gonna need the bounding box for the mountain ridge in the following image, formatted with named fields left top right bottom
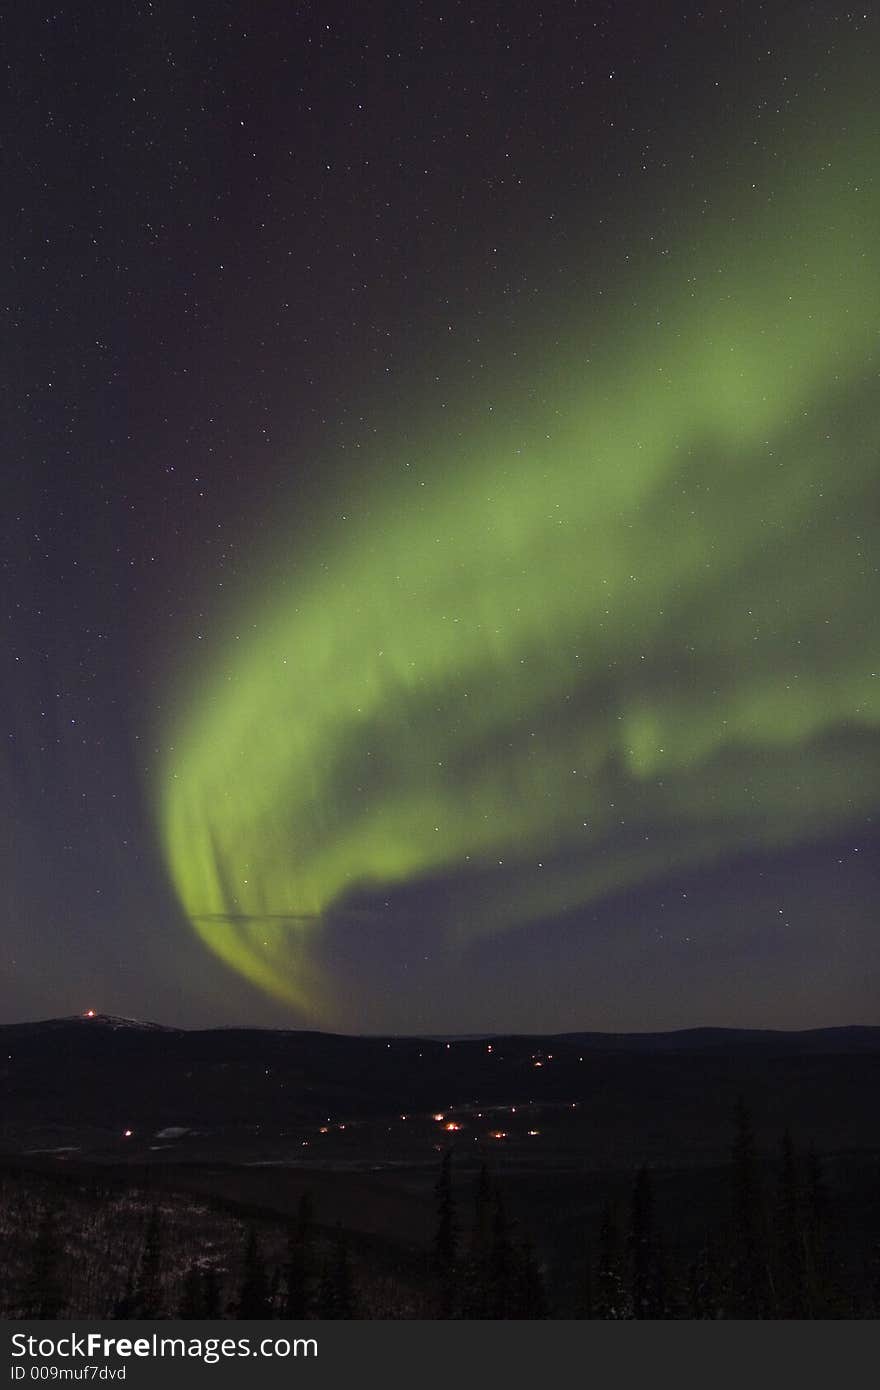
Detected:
left=2, top=1013, right=879, bottom=1052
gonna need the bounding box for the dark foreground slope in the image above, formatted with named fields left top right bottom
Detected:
left=1, top=1017, right=879, bottom=1317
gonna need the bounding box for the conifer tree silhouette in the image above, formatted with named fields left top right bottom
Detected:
left=316, top=1227, right=357, bottom=1319
left=130, top=1207, right=163, bottom=1319
left=236, top=1226, right=271, bottom=1318
left=434, top=1150, right=457, bottom=1317
left=515, top=1237, right=549, bottom=1318
left=629, top=1166, right=665, bottom=1318
left=594, top=1200, right=627, bottom=1318
left=22, top=1201, right=65, bottom=1319
left=776, top=1130, right=807, bottom=1317
left=285, top=1191, right=317, bottom=1318
left=202, top=1264, right=222, bottom=1319
left=460, top=1164, right=494, bottom=1317
left=488, top=1190, right=514, bottom=1317
left=178, top=1262, right=203, bottom=1319
left=728, top=1099, right=771, bottom=1317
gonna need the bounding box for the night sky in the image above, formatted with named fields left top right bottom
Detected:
left=4, top=2, right=878, bottom=1034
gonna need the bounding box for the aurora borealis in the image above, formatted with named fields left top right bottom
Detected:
left=5, top=3, right=879, bottom=1032
left=157, top=90, right=879, bottom=1022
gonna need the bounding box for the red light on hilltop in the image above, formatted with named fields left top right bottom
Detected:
left=83, top=1009, right=97, bottom=1019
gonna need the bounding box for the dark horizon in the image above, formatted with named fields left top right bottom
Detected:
left=4, top=1010, right=880, bottom=1045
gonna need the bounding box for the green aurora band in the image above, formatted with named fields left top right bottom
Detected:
left=157, top=91, right=879, bottom=1021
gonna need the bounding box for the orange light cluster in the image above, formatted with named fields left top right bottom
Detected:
left=444, top=1122, right=461, bottom=1132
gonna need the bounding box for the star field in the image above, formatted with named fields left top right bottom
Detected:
left=3, top=2, right=878, bottom=1032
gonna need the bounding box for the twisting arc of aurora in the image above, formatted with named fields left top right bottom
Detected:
left=156, top=84, right=879, bottom=1021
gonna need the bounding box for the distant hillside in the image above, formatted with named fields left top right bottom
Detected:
left=550, top=1025, right=880, bottom=1053
left=0, top=1014, right=878, bottom=1168
left=4, top=1012, right=879, bottom=1049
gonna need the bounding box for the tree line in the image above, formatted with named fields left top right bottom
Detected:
left=7, top=1099, right=880, bottom=1318
left=117, top=1193, right=358, bottom=1320
left=435, top=1098, right=879, bottom=1318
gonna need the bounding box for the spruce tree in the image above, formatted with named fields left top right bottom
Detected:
left=22, top=1201, right=65, bottom=1319
left=178, top=1262, right=203, bottom=1319
left=728, top=1098, right=769, bottom=1317
left=434, top=1150, right=457, bottom=1317
left=686, top=1238, right=721, bottom=1320
left=594, top=1200, right=626, bottom=1318
left=776, top=1130, right=806, bottom=1318
left=316, top=1227, right=356, bottom=1319
left=867, top=1241, right=880, bottom=1319
left=488, top=1191, right=514, bottom=1318
left=130, top=1207, right=163, bottom=1319
left=515, top=1237, right=549, bottom=1318
left=112, top=1262, right=136, bottom=1319
left=629, top=1166, right=665, bottom=1318
left=803, top=1148, right=835, bottom=1316
left=236, top=1226, right=270, bottom=1319
left=268, top=1265, right=282, bottom=1318
left=580, top=1240, right=594, bottom=1319
left=202, top=1265, right=222, bottom=1319
left=460, top=1165, right=494, bottom=1317
left=473, top=1165, right=493, bottom=1253
left=285, top=1192, right=317, bottom=1318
